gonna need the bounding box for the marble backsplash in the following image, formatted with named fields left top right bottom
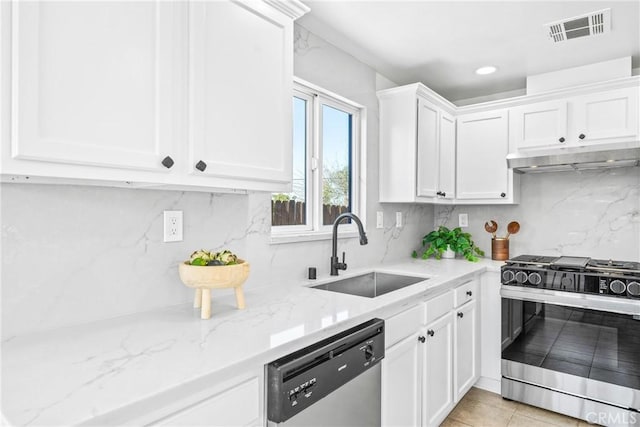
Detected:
left=1, top=184, right=432, bottom=337
left=434, top=167, right=640, bottom=262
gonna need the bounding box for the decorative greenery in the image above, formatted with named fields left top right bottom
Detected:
left=411, top=226, right=485, bottom=262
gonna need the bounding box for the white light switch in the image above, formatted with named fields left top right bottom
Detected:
left=459, top=213, right=469, bottom=228
left=164, top=210, right=183, bottom=242
left=395, top=212, right=403, bottom=228
left=376, top=211, right=384, bottom=229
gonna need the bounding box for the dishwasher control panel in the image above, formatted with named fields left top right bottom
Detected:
left=266, top=318, right=385, bottom=423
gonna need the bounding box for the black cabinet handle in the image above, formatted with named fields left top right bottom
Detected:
left=466, top=290, right=473, bottom=296
left=161, top=156, right=174, bottom=169
left=559, top=137, right=565, bottom=143
left=579, top=133, right=586, bottom=140
left=195, top=160, right=207, bottom=172
left=427, top=329, right=435, bottom=337
left=500, top=192, right=506, bottom=198
left=457, top=312, right=464, bottom=318
left=418, top=336, right=426, bottom=343
left=436, top=191, right=443, bottom=196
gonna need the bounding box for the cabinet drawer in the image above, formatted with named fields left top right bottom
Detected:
left=424, top=291, right=453, bottom=325
left=386, top=304, right=422, bottom=348
left=454, top=280, right=478, bottom=308
left=156, top=377, right=259, bottom=426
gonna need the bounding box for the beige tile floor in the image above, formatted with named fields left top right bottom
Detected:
left=441, top=387, right=593, bottom=427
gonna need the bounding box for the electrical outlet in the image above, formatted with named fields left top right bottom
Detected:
left=163, top=210, right=183, bottom=242
left=395, top=212, right=403, bottom=228
left=459, top=213, right=469, bottom=228
left=376, top=211, right=384, bottom=229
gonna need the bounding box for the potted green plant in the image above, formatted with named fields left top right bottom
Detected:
left=412, top=226, right=485, bottom=262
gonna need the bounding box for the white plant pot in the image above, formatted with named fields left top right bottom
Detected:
left=442, top=246, right=456, bottom=259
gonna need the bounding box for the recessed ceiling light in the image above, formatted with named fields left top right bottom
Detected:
left=475, top=66, right=497, bottom=75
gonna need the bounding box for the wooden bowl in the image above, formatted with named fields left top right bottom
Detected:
left=178, top=259, right=250, bottom=289
left=178, top=260, right=250, bottom=319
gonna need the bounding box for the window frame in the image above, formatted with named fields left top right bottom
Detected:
left=271, top=78, right=366, bottom=244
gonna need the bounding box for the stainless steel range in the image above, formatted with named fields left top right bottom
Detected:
left=501, top=255, right=640, bottom=427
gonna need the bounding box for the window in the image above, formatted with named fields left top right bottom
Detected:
left=271, top=79, right=365, bottom=241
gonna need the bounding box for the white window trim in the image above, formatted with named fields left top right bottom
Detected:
left=271, top=77, right=367, bottom=244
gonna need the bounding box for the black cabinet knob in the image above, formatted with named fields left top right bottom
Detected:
left=436, top=191, right=442, bottom=196
left=559, top=137, right=565, bottom=143
left=466, top=290, right=473, bottom=296
left=161, top=156, right=174, bottom=169
left=195, top=160, right=207, bottom=172
left=579, top=133, right=586, bottom=140
left=500, top=192, right=506, bottom=198
left=441, top=191, right=446, bottom=197
left=457, top=312, right=464, bottom=318
left=418, top=336, right=426, bottom=343
left=427, top=329, right=435, bottom=337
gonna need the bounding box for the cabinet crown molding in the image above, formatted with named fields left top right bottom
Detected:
left=263, top=0, right=310, bottom=19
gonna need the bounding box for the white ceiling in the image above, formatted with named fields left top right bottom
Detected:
left=298, top=1, right=640, bottom=103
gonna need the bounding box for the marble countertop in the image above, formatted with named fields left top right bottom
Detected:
left=2, top=258, right=503, bottom=426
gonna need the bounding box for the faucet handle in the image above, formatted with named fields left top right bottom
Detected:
left=339, top=252, right=347, bottom=270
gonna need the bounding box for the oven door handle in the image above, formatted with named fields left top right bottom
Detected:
left=500, top=286, right=640, bottom=316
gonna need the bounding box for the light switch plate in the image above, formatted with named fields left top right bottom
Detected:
left=395, top=212, right=403, bottom=228
left=376, top=211, right=384, bottom=229
left=164, top=210, right=183, bottom=242
left=459, top=213, right=469, bottom=228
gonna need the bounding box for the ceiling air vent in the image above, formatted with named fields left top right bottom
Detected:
left=544, top=8, right=611, bottom=43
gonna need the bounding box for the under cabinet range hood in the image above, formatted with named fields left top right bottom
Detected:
left=507, top=142, right=640, bottom=173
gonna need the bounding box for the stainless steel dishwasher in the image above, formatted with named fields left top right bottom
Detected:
left=266, top=318, right=385, bottom=427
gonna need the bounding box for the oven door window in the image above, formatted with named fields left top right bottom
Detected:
left=502, top=298, right=640, bottom=390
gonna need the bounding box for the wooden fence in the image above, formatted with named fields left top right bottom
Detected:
left=272, top=200, right=349, bottom=226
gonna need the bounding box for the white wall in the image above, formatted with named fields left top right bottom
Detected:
left=0, top=25, right=434, bottom=338
left=434, top=167, right=640, bottom=261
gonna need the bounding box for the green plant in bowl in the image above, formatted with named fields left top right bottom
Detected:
left=412, top=226, right=484, bottom=262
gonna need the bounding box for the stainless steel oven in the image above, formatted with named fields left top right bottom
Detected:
left=501, top=286, right=640, bottom=426
left=500, top=255, right=640, bottom=426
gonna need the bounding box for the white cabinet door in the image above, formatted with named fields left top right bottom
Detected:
left=416, top=98, right=439, bottom=198
left=572, top=87, right=639, bottom=145
left=454, top=300, right=479, bottom=401
left=11, top=1, right=179, bottom=171
left=382, top=333, right=422, bottom=427
left=456, top=110, right=511, bottom=201
left=189, top=1, right=292, bottom=186
left=510, top=100, right=568, bottom=150
left=438, top=112, right=456, bottom=200
left=423, top=312, right=454, bottom=427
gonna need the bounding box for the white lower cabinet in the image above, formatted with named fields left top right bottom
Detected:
left=382, top=279, right=479, bottom=427
left=453, top=299, right=478, bottom=401
left=382, top=333, right=422, bottom=427
left=423, top=312, right=454, bottom=426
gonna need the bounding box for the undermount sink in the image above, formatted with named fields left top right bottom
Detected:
left=311, top=272, right=428, bottom=298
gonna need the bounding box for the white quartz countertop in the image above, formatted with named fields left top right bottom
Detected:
left=2, top=258, right=503, bottom=426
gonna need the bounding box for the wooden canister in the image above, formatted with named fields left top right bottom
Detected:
left=491, top=238, right=509, bottom=261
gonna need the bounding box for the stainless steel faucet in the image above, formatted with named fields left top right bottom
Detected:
left=331, top=213, right=368, bottom=276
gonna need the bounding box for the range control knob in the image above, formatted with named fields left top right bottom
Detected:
left=528, top=272, right=542, bottom=285
left=502, top=270, right=515, bottom=283
left=627, top=281, right=640, bottom=297
left=610, top=280, right=626, bottom=295
left=364, top=345, right=374, bottom=360
left=561, top=276, right=574, bottom=289
left=515, top=271, right=528, bottom=284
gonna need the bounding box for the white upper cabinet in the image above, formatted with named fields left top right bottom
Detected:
left=510, top=100, right=568, bottom=150
left=378, top=85, right=456, bottom=204
left=10, top=1, right=179, bottom=172
left=510, top=85, right=639, bottom=152
left=457, top=109, right=516, bottom=203
left=571, top=87, right=639, bottom=145
left=188, top=1, right=292, bottom=187
left=416, top=98, right=439, bottom=198
left=2, top=0, right=307, bottom=192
